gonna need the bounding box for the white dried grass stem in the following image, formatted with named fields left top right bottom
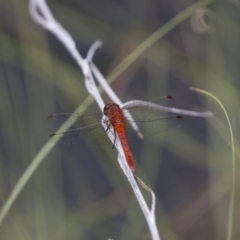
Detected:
left=90, top=63, right=144, bottom=138
left=101, top=119, right=159, bottom=239
left=29, top=0, right=107, bottom=109
left=87, top=40, right=103, bottom=61
left=123, top=100, right=213, bottom=117
left=29, top=1, right=160, bottom=239
left=30, top=1, right=83, bottom=63
left=117, top=153, right=159, bottom=240
left=134, top=176, right=156, bottom=214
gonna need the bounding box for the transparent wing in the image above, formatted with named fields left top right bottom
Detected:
left=47, top=111, right=113, bottom=145
left=47, top=111, right=103, bottom=128
left=122, top=96, right=183, bottom=141
left=47, top=96, right=182, bottom=145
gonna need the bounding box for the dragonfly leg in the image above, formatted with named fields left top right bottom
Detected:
left=105, top=123, right=115, bottom=148
left=105, top=123, right=111, bottom=133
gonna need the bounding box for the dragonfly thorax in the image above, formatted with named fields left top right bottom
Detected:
left=103, top=103, right=126, bottom=127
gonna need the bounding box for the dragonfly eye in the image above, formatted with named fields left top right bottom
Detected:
left=103, top=103, right=120, bottom=115
left=103, top=103, right=112, bottom=115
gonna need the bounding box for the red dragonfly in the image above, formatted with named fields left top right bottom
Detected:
left=48, top=96, right=182, bottom=171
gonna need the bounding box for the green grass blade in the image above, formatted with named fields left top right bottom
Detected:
left=190, top=87, right=235, bottom=240
left=107, top=0, right=215, bottom=84
left=0, top=96, right=93, bottom=227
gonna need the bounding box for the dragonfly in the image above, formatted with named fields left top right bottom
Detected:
left=48, top=96, right=182, bottom=171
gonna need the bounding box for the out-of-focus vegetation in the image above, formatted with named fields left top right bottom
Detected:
left=0, top=0, right=239, bottom=239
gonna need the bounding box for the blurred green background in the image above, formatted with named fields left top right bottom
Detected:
left=0, top=0, right=239, bottom=239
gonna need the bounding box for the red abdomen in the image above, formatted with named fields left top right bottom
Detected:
left=104, top=103, right=135, bottom=171
left=115, top=124, right=135, bottom=171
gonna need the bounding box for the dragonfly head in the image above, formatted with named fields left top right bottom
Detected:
left=103, top=103, right=120, bottom=116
